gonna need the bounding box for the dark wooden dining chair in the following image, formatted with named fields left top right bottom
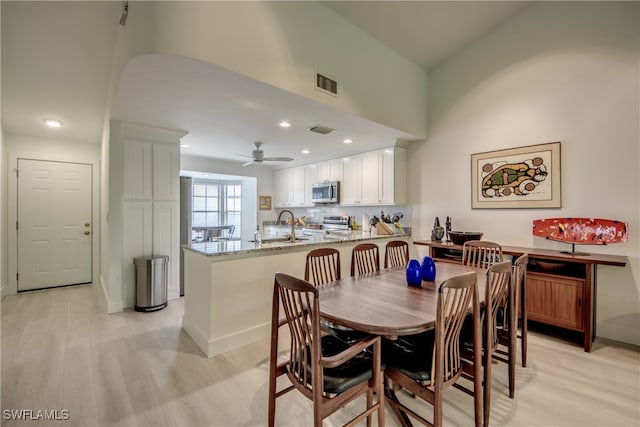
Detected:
left=461, top=260, right=513, bottom=426
left=462, top=240, right=503, bottom=269
left=384, top=240, right=409, bottom=269
left=384, top=271, right=482, bottom=427
left=501, top=254, right=528, bottom=368
left=351, top=243, right=380, bottom=276
left=305, top=248, right=370, bottom=344
left=304, top=248, right=341, bottom=286
left=267, top=272, right=385, bottom=427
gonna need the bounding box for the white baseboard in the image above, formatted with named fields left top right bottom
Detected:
left=0, top=283, right=7, bottom=300
left=101, top=274, right=123, bottom=313
left=182, top=315, right=271, bottom=358
left=168, top=289, right=180, bottom=301
left=182, top=316, right=211, bottom=356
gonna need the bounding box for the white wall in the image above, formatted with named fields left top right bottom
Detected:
left=409, top=1, right=640, bottom=345
left=100, top=2, right=156, bottom=311
left=0, top=126, right=6, bottom=298
left=5, top=135, right=102, bottom=295
left=153, top=1, right=428, bottom=139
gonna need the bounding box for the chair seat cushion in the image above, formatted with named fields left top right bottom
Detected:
left=382, top=331, right=435, bottom=382
left=300, top=335, right=374, bottom=394
left=321, top=319, right=372, bottom=345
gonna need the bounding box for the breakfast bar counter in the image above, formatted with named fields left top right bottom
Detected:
left=182, top=232, right=414, bottom=357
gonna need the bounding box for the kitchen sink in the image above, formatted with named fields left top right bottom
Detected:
left=249, top=237, right=309, bottom=243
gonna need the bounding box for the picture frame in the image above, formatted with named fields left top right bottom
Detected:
left=258, top=195, right=272, bottom=211
left=471, top=142, right=561, bottom=209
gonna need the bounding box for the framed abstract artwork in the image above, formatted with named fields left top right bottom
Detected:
left=259, top=195, right=272, bottom=210
left=471, top=142, right=561, bottom=209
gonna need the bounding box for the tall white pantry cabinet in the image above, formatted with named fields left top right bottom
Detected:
left=111, top=121, right=187, bottom=309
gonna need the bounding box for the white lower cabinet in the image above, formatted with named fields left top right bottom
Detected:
left=123, top=201, right=153, bottom=305
left=153, top=201, right=180, bottom=299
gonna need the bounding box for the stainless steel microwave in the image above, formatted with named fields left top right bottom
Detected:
left=312, top=181, right=339, bottom=204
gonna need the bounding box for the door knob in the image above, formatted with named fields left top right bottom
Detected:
left=84, top=231, right=91, bottom=235
left=84, top=223, right=91, bottom=227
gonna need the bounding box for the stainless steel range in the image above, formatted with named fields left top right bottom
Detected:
left=322, top=216, right=351, bottom=231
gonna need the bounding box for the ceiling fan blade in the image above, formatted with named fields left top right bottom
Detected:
left=242, top=160, right=255, bottom=166
left=234, top=153, right=253, bottom=158
left=263, top=157, right=294, bottom=162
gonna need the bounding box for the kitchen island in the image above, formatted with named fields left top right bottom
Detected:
left=182, top=231, right=413, bottom=357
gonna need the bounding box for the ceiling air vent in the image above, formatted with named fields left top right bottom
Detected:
left=308, top=125, right=335, bottom=135
left=315, top=73, right=338, bottom=96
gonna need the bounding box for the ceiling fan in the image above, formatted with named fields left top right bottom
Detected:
left=237, top=142, right=294, bottom=166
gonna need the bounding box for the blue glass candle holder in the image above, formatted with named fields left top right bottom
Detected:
left=406, top=259, right=423, bottom=287
left=421, top=256, right=436, bottom=282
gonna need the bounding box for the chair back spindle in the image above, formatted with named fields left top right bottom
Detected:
left=351, top=243, right=380, bottom=276
left=462, top=240, right=503, bottom=269
left=384, top=240, right=410, bottom=269
left=304, top=248, right=341, bottom=287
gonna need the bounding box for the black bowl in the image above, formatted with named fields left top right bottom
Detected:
left=449, top=231, right=483, bottom=245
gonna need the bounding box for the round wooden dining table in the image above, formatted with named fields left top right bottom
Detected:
left=318, top=262, right=487, bottom=338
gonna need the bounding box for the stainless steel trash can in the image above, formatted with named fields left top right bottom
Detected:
left=134, top=255, right=169, bottom=312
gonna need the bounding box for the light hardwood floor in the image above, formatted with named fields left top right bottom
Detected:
left=1, top=283, right=639, bottom=426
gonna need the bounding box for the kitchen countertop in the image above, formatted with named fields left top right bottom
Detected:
left=184, top=229, right=410, bottom=258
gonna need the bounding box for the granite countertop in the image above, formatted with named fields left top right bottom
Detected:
left=184, top=229, right=411, bottom=257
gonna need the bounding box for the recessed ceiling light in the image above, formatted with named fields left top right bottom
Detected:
left=44, top=119, right=63, bottom=128
left=180, top=144, right=191, bottom=148
left=343, top=138, right=353, bottom=144
left=279, top=121, right=291, bottom=128
left=301, top=149, right=310, bottom=154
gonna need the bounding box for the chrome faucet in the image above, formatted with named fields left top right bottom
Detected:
left=276, top=209, right=296, bottom=243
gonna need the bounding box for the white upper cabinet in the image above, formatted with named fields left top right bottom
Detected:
left=290, top=166, right=306, bottom=207
left=274, top=169, right=291, bottom=207
left=304, top=164, right=318, bottom=206
left=123, top=140, right=152, bottom=200
left=341, top=150, right=382, bottom=205
left=339, top=147, right=406, bottom=205
left=274, top=165, right=319, bottom=208
left=273, top=146, right=406, bottom=208
left=317, top=158, right=343, bottom=183
left=123, top=141, right=179, bottom=201
left=152, top=143, right=180, bottom=201
left=380, top=146, right=407, bottom=205
left=359, top=150, right=380, bottom=204
left=340, top=155, right=361, bottom=205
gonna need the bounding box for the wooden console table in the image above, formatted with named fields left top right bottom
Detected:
left=414, top=240, right=627, bottom=352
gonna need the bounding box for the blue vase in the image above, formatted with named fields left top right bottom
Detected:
left=406, top=259, right=423, bottom=287
left=421, top=256, right=436, bottom=282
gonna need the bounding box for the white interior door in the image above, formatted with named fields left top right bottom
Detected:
left=17, top=159, right=93, bottom=291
